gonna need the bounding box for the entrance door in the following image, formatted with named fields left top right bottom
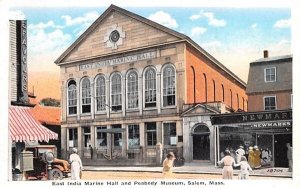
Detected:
left=274, top=134, right=292, bottom=167
left=193, top=134, right=210, bottom=160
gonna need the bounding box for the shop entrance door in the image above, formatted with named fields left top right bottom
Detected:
left=193, top=134, right=210, bottom=160
left=274, top=134, right=292, bottom=167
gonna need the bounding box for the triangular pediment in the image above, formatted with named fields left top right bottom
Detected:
left=55, top=5, right=185, bottom=64
left=181, top=104, right=219, bottom=116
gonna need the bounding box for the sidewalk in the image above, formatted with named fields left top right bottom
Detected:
left=83, top=162, right=292, bottom=178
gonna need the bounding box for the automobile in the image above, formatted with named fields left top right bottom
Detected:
left=25, top=145, right=70, bottom=180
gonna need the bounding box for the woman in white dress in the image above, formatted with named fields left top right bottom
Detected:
left=69, top=148, right=83, bottom=180
left=218, top=150, right=237, bottom=179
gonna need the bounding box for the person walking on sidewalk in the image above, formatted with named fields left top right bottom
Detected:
left=235, top=145, right=245, bottom=163
left=69, top=148, right=83, bottom=180
left=218, top=150, right=237, bottom=179
left=236, top=156, right=253, bottom=179
left=162, top=152, right=176, bottom=178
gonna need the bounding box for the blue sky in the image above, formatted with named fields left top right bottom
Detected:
left=9, top=5, right=291, bottom=82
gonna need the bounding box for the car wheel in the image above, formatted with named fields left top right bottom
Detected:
left=49, top=169, right=63, bottom=180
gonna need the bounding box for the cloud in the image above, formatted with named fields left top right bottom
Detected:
left=268, top=39, right=291, bottom=55
left=189, top=11, right=226, bottom=27
left=28, top=20, right=64, bottom=30
left=273, top=18, right=291, bottom=28
left=148, top=11, right=178, bottom=29
left=61, top=11, right=99, bottom=26
left=251, top=23, right=257, bottom=29
left=191, top=27, right=207, bottom=37
left=9, top=10, right=26, bottom=20
left=28, top=28, right=72, bottom=56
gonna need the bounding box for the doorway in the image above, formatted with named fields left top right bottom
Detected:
left=193, top=134, right=210, bottom=160
left=192, top=124, right=210, bottom=160
left=274, top=134, right=292, bottom=167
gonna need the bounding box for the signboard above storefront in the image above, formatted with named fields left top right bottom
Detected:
left=210, top=110, right=292, bottom=125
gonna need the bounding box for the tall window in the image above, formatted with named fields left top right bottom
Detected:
left=145, top=68, right=156, bottom=107
left=236, top=94, right=239, bottom=109
left=203, top=73, right=207, bottom=103
left=83, top=127, right=91, bottom=148
left=264, top=96, right=276, bottom=110
left=68, top=80, right=77, bottom=115
left=112, top=125, right=122, bottom=147
left=111, top=73, right=122, bottom=111
left=127, top=71, right=138, bottom=108
left=221, top=84, right=225, bottom=102
left=163, top=65, right=176, bottom=106
left=163, top=122, right=176, bottom=146
left=96, top=126, right=107, bottom=147
left=82, top=77, right=91, bottom=113
left=242, top=97, right=245, bottom=111
left=68, top=128, right=78, bottom=149
left=146, top=122, right=157, bottom=146
left=230, top=89, right=232, bottom=108
left=264, top=67, right=276, bottom=82
left=213, top=80, right=216, bottom=102
left=128, top=124, right=140, bottom=148
left=96, top=76, right=106, bottom=111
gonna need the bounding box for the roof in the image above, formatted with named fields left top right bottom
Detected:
left=30, top=104, right=61, bottom=126
left=251, top=54, right=292, bottom=64
left=54, top=4, right=246, bottom=87
left=9, top=106, right=58, bottom=142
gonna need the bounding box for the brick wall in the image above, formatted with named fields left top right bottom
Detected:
left=185, top=45, right=248, bottom=111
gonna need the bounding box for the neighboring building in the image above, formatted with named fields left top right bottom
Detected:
left=246, top=51, right=292, bottom=111
left=30, top=104, right=62, bottom=158
left=55, top=5, right=247, bottom=165
left=211, top=51, right=292, bottom=168
left=8, top=20, right=58, bottom=180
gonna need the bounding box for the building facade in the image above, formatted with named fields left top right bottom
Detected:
left=211, top=52, right=292, bottom=168
left=55, top=5, right=247, bottom=165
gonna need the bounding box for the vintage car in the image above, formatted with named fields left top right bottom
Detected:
left=25, top=145, right=70, bottom=180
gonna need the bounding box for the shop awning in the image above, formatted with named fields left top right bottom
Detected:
left=9, top=106, right=58, bottom=142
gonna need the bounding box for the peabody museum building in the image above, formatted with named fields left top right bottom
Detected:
left=55, top=5, right=247, bottom=166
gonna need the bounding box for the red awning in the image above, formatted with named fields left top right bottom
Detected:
left=9, top=106, right=58, bottom=142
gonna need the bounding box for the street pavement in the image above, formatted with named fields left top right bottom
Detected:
left=83, top=162, right=292, bottom=178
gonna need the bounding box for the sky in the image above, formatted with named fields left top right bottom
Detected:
left=8, top=3, right=291, bottom=84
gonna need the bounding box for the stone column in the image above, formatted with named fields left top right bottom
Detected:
left=156, top=142, right=163, bottom=166
left=156, top=71, right=161, bottom=114
left=138, top=74, right=143, bottom=115
left=156, top=121, right=162, bottom=144
left=61, top=127, right=67, bottom=159
left=139, top=122, right=145, bottom=163
left=61, top=82, right=67, bottom=121
left=76, top=78, right=80, bottom=121
left=122, top=72, right=126, bottom=117
left=90, top=125, right=95, bottom=160
left=122, top=124, right=127, bottom=157
left=77, top=127, right=83, bottom=158
left=106, top=79, right=110, bottom=118
left=90, top=79, right=95, bottom=119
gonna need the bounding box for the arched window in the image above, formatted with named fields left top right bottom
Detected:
left=203, top=73, right=207, bottom=103
left=144, top=68, right=156, bottom=108
left=95, top=75, right=106, bottom=111
left=163, top=65, right=176, bottom=106
left=82, top=77, right=91, bottom=113
left=127, top=70, right=138, bottom=108
left=191, top=66, right=196, bottom=103
left=213, top=80, right=216, bottom=102
left=242, top=97, right=245, bottom=111
left=236, top=94, right=239, bottom=109
left=111, top=73, right=122, bottom=111
left=68, top=80, right=77, bottom=115
left=221, top=84, right=225, bottom=102
left=230, top=89, right=233, bottom=108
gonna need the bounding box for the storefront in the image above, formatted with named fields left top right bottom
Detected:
left=211, top=109, right=292, bottom=167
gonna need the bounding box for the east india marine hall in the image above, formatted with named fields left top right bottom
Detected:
left=55, top=5, right=247, bottom=166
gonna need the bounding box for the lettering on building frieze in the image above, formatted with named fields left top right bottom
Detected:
left=79, top=51, right=156, bottom=71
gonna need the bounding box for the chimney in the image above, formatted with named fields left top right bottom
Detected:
left=263, top=50, right=269, bottom=58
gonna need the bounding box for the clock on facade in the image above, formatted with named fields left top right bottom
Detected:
left=104, top=24, right=125, bottom=50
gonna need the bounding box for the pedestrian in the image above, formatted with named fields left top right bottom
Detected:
left=69, top=148, right=83, bottom=180
left=218, top=150, right=237, bottom=179
left=235, top=145, right=245, bottom=163
left=162, top=152, right=176, bottom=178
left=248, top=146, right=255, bottom=168
left=236, top=156, right=253, bottom=179
left=253, top=146, right=261, bottom=169
left=286, top=143, right=292, bottom=172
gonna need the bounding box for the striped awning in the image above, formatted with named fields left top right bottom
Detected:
left=9, top=106, right=58, bottom=142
